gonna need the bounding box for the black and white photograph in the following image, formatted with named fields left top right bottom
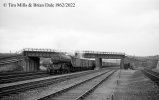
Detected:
left=0, top=0, right=159, bottom=100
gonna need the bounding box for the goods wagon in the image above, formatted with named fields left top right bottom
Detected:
left=70, top=57, right=95, bottom=72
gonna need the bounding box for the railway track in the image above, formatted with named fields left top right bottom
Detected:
left=0, top=58, right=23, bottom=65
left=0, top=56, right=50, bottom=84
left=142, top=68, right=159, bottom=85
left=0, top=55, right=23, bottom=66
left=0, top=54, right=22, bottom=61
left=0, top=69, right=107, bottom=98
left=38, top=70, right=115, bottom=100
left=0, top=71, right=49, bottom=84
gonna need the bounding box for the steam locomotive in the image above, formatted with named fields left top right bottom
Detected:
left=47, top=53, right=95, bottom=74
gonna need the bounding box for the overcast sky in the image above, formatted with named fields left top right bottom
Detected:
left=0, top=0, right=159, bottom=56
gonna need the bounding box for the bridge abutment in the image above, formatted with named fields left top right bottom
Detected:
left=95, top=58, right=102, bottom=69
left=24, top=57, right=40, bottom=72
left=120, top=58, right=124, bottom=69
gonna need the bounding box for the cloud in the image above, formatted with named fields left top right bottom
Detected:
left=0, top=0, right=159, bottom=56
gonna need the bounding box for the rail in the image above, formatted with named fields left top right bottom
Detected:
left=0, top=59, right=23, bottom=65
left=0, top=71, right=48, bottom=84
left=0, top=69, right=106, bottom=97
left=38, top=70, right=114, bottom=100
left=142, top=68, right=159, bottom=85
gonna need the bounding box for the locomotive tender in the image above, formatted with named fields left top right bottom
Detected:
left=47, top=53, right=95, bottom=74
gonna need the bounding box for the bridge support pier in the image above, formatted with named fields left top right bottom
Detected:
left=24, top=57, right=40, bottom=72
left=120, top=58, right=124, bottom=69
left=95, top=58, right=102, bottom=69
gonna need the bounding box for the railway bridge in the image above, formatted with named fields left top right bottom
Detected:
left=80, top=51, right=125, bottom=69
left=22, top=48, right=64, bottom=72
left=0, top=48, right=125, bottom=72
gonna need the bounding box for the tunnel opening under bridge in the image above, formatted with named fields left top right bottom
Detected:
left=23, top=57, right=54, bottom=72
left=95, top=58, right=124, bottom=69
left=23, top=57, right=40, bottom=72
left=102, top=59, right=121, bottom=68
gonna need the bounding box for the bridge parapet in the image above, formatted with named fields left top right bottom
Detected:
left=22, top=48, right=63, bottom=52
left=77, top=50, right=125, bottom=59
left=76, top=50, right=125, bottom=56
